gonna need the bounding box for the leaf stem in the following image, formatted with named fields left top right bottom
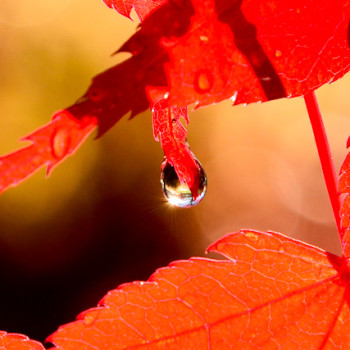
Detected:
left=304, top=91, right=341, bottom=234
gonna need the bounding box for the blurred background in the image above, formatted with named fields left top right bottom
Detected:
left=0, top=0, right=349, bottom=343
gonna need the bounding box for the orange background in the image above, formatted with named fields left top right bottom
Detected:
left=0, top=0, right=349, bottom=342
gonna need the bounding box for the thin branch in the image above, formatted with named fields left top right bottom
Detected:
left=304, top=91, right=341, bottom=235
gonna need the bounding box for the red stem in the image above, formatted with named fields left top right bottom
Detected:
left=304, top=91, right=341, bottom=234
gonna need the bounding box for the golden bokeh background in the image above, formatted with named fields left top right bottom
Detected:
left=0, top=0, right=349, bottom=342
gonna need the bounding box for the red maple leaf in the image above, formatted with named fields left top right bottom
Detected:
left=0, top=112, right=96, bottom=193
left=0, top=0, right=348, bottom=198
left=46, top=230, right=350, bottom=348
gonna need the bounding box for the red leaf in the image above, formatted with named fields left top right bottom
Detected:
left=0, top=332, right=44, bottom=350
left=152, top=99, right=202, bottom=198
left=129, top=0, right=350, bottom=107
left=100, top=0, right=350, bottom=187
left=2, top=0, right=349, bottom=194
left=103, top=0, right=350, bottom=106
left=0, top=112, right=96, bottom=194
left=47, top=229, right=350, bottom=349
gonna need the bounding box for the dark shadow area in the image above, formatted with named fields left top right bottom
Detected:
left=215, top=0, right=286, bottom=100
left=0, top=165, right=201, bottom=342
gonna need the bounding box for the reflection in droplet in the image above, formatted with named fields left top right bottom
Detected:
left=194, top=70, right=213, bottom=93
left=160, top=159, right=207, bottom=208
left=51, top=129, right=70, bottom=159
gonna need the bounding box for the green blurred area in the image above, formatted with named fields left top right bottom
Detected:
left=0, top=0, right=349, bottom=342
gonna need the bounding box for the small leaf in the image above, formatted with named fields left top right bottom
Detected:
left=0, top=112, right=96, bottom=194
left=152, top=99, right=201, bottom=198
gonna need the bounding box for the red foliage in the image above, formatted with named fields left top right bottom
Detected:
left=47, top=229, right=350, bottom=349
left=0, top=0, right=349, bottom=194
left=0, top=1, right=349, bottom=347
left=106, top=0, right=350, bottom=107
left=0, top=112, right=96, bottom=194
left=0, top=332, right=44, bottom=350
left=3, top=222, right=350, bottom=348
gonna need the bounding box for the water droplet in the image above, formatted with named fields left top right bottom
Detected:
left=160, top=159, right=207, bottom=208
left=200, top=35, right=208, bottom=41
left=274, top=50, right=282, bottom=58
left=88, top=88, right=104, bottom=102
left=51, top=129, right=70, bottom=159
left=194, top=70, right=213, bottom=93
left=83, top=313, right=97, bottom=327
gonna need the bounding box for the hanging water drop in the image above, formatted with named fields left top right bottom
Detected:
left=160, top=159, right=207, bottom=208
left=83, top=315, right=96, bottom=327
